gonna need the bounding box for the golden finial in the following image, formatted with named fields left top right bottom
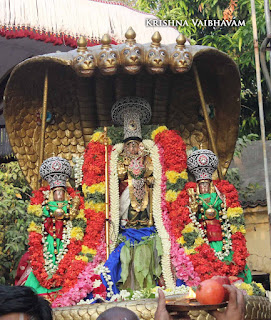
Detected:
left=151, top=31, right=162, bottom=47
left=101, top=34, right=111, bottom=48
left=77, top=36, right=87, bottom=52
left=125, top=27, right=136, bottom=44
left=176, top=34, right=186, bottom=48
left=199, top=143, right=203, bottom=150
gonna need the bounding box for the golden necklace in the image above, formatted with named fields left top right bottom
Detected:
left=199, top=194, right=219, bottom=219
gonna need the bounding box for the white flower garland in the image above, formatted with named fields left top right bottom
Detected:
left=109, top=143, right=123, bottom=251
left=109, top=285, right=189, bottom=302
left=108, top=140, right=175, bottom=289
left=42, top=220, right=72, bottom=276
left=144, top=140, right=175, bottom=290
left=188, top=195, right=232, bottom=261
left=94, top=264, right=114, bottom=298
left=73, top=156, right=84, bottom=188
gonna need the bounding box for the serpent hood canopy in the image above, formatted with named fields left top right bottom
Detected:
left=4, top=30, right=241, bottom=189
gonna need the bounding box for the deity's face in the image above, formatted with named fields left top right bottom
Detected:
left=198, top=180, right=211, bottom=194
left=125, top=140, right=140, bottom=155
left=53, top=188, right=65, bottom=201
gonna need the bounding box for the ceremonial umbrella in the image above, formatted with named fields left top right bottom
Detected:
left=0, top=0, right=179, bottom=160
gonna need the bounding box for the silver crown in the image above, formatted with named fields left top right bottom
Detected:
left=111, top=96, right=152, bottom=141
left=39, top=157, right=72, bottom=189
left=187, top=149, right=218, bottom=181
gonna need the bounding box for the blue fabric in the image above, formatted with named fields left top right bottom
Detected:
left=85, top=292, right=93, bottom=301
left=176, top=278, right=185, bottom=286
left=86, top=226, right=186, bottom=301
left=100, top=227, right=157, bottom=296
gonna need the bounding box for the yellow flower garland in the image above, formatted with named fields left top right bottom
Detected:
left=166, top=170, right=188, bottom=184
left=230, top=225, right=246, bottom=235
left=85, top=201, right=105, bottom=213
left=75, top=255, right=88, bottom=263
left=182, top=223, right=197, bottom=234
left=227, top=207, right=243, bottom=218
left=165, top=190, right=179, bottom=202
left=81, top=245, right=97, bottom=255
left=151, top=126, right=168, bottom=140
left=83, top=182, right=105, bottom=195
left=75, top=209, right=87, bottom=222
left=91, top=131, right=112, bottom=145
left=70, top=227, right=84, bottom=240
left=27, top=221, right=42, bottom=234
left=27, top=204, right=43, bottom=217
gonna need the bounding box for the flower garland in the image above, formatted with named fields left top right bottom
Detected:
left=55, top=126, right=197, bottom=306
left=27, top=186, right=89, bottom=292
left=52, top=125, right=249, bottom=305
left=173, top=180, right=249, bottom=281
left=234, top=281, right=266, bottom=297
left=151, top=128, right=200, bottom=286
left=109, top=285, right=189, bottom=302
left=109, top=143, right=123, bottom=251
left=52, top=245, right=106, bottom=307
left=52, top=131, right=112, bottom=307
left=144, top=139, right=175, bottom=289
left=72, top=156, right=84, bottom=189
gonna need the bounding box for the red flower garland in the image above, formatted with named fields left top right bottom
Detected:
left=81, top=139, right=112, bottom=251
left=170, top=180, right=249, bottom=280
left=84, top=209, right=106, bottom=250
left=82, top=142, right=112, bottom=186
left=29, top=234, right=86, bottom=289
left=154, top=130, right=187, bottom=172
left=28, top=186, right=87, bottom=291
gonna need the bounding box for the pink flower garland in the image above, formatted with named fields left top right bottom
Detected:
left=53, top=130, right=199, bottom=307
left=156, top=142, right=200, bottom=286
left=52, top=241, right=106, bottom=307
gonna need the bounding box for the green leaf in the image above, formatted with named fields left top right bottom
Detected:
left=239, top=37, right=243, bottom=52
left=155, top=235, right=163, bottom=257
left=120, top=244, right=131, bottom=284
left=134, top=244, right=151, bottom=289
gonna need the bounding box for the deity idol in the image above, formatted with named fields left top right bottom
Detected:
left=99, top=97, right=163, bottom=291
left=185, top=149, right=252, bottom=282
left=113, top=97, right=154, bottom=229
left=15, top=157, right=82, bottom=300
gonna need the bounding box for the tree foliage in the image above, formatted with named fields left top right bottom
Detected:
left=0, top=162, right=33, bottom=285
left=127, top=0, right=269, bottom=137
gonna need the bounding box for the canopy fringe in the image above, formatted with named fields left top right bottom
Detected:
left=0, top=0, right=179, bottom=46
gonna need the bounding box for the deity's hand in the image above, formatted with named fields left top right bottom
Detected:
left=209, top=285, right=245, bottom=320
left=69, top=196, right=80, bottom=220
left=146, top=176, right=154, bottom=187
left=154, top=289, right=172, bottom=320
left=187, top=188, right=198, bottom=213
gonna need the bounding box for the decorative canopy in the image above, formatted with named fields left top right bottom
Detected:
left=0, top=0, right=179, bottom=46
left=4, top=30, right=241, bottom=189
